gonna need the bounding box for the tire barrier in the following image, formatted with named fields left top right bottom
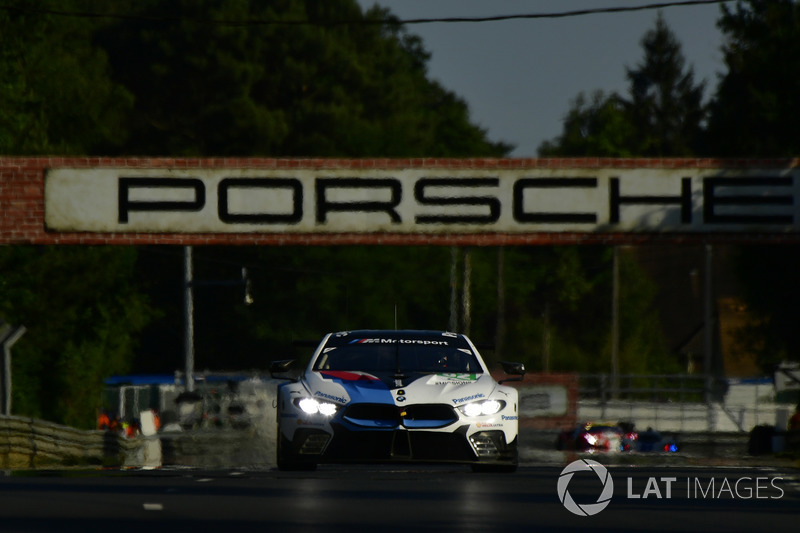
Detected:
left=0, top=415, right=141, bottom=469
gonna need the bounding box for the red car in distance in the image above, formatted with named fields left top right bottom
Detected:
left=555, top=421, right=636, bottom=453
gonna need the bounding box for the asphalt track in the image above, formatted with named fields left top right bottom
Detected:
left=1, top=461, right=799, bottom=533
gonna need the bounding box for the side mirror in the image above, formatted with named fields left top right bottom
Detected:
left=498, top=361, right=525, bottom=384
left=270, top=359, right=297, bottom=381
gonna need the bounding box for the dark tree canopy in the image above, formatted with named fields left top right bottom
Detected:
left=706, top=0, right=800, bottom=157
left=706, top=0, right=800, bottom=371
left=624, top=13, right=707, bottom=156
left=539, top=13, right=706, bottom=157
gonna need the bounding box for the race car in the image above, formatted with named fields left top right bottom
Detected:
left=270, top=330, right=525, bottom=472
left=555, top=421, right=635, bottom=453
left=631, top=427, right=680, bottom=453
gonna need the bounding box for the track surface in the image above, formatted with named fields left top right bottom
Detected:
left=1, top=462, right=799, bottom=532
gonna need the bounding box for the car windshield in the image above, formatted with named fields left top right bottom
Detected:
left=313, top=343, right=482, bottom=374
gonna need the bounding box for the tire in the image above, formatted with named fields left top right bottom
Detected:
left=747, top=424, right=775, bottom=456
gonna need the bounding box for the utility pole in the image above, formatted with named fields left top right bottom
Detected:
left=462, top=247, right=472, bottom=336
left=183, top=246, right=195, bottom=393
left=542, top=302, right=551, bottom=373
left=611, top=246, right=620, bottom=399
left=495, top=247, right=506, bottom=361
left=182, top=246, right=252, bottom=393
left=1, top=324, right=26, bottom=416
left=449, top=246, right=459, bottom=332
left=704, top=244, right=715, bottom=431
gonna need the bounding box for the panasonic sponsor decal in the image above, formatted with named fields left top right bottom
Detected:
left=452, top=393, right=485, bottom=405
left=314, top=391, right=348, bottom=405
left=44, top=168, right=800, bottom=234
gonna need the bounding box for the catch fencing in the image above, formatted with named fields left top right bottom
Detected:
left=577, top=374, right=792, bottom=432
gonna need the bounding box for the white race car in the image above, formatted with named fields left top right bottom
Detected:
left=270, top=330, right=525, bottom=472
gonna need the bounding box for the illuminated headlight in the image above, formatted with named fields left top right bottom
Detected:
left=457, top=399, right=505, bottom=417
left=295, top=398, right=339, bottom=416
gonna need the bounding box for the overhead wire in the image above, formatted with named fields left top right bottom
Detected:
left=0, top=0, right=735, bottom=27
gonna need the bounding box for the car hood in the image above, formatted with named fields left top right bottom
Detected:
left=302, top=370, right=499, bottom=407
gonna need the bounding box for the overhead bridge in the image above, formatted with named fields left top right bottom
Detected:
left=2, top=156, right=800, bottom=245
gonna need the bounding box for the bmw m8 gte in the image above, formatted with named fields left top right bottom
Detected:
left=270, top=330, right=525, bottom=472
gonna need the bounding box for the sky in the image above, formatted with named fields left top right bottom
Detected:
left=355, top=0, right=730, bottom=157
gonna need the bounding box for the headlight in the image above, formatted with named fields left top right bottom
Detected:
left=295, top=397, right=339, bottom=416
left=457, top=399, right=505, bottom=417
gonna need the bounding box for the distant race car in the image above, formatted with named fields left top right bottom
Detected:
left=270, top=330, right=525, bottom=472
left=632, top=427, right=680, bottom=453
left=556, top=421, right=635, bottom=453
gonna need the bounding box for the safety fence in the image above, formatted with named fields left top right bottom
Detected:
left=578, top=374, right=793, bottom=432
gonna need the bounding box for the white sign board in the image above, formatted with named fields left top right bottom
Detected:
left=44, top=167, right=800, bottom=234
left=519, top=386, right=569, bottom=417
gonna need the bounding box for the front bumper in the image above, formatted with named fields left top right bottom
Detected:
left=281, top=424, right=517, bottom=465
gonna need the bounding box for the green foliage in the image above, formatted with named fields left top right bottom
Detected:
left=732, top=245, right=800, bottom=372
left=0, top=0, right=133, bottom=155
left=539, top=13, right=706, bottom=157
left=0, top=247, right=153, bottom=428
left=704, top=1, right=800, bottom=371
left=91, top=0, right=509, bottom=157
left=707, top=0, right=800, bottom=157
left=536, top=15, right=688, bottom=375
left=133, top=245, right=653, bottom=377
left=132, top=246, right=456, bottom=372
left=624, top=13, right=707, bottom=156
left=538, top=91, right=635, bottom=157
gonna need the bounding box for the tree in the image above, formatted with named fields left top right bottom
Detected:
left=93, top=0, right=510, bottom=157
left=706, top=0, right=800, bottom=157
left=538, top=91, right=635, bottom=157
left=0, top=0, right=133, bottom=155
left=0, top=247, right=153, bottom=428
left=704, top=0, right=800, bottom=371
left=537, top=14, right=705, bottom=375
left=624, top=13, right=707, bottom=156
left=539, top=13, right=706, bottom=157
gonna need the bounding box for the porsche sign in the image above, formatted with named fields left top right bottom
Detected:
left=44, top=167, right=799, bottom=234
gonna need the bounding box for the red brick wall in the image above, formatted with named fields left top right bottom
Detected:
left=3, top=156, right=800, bottom=245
